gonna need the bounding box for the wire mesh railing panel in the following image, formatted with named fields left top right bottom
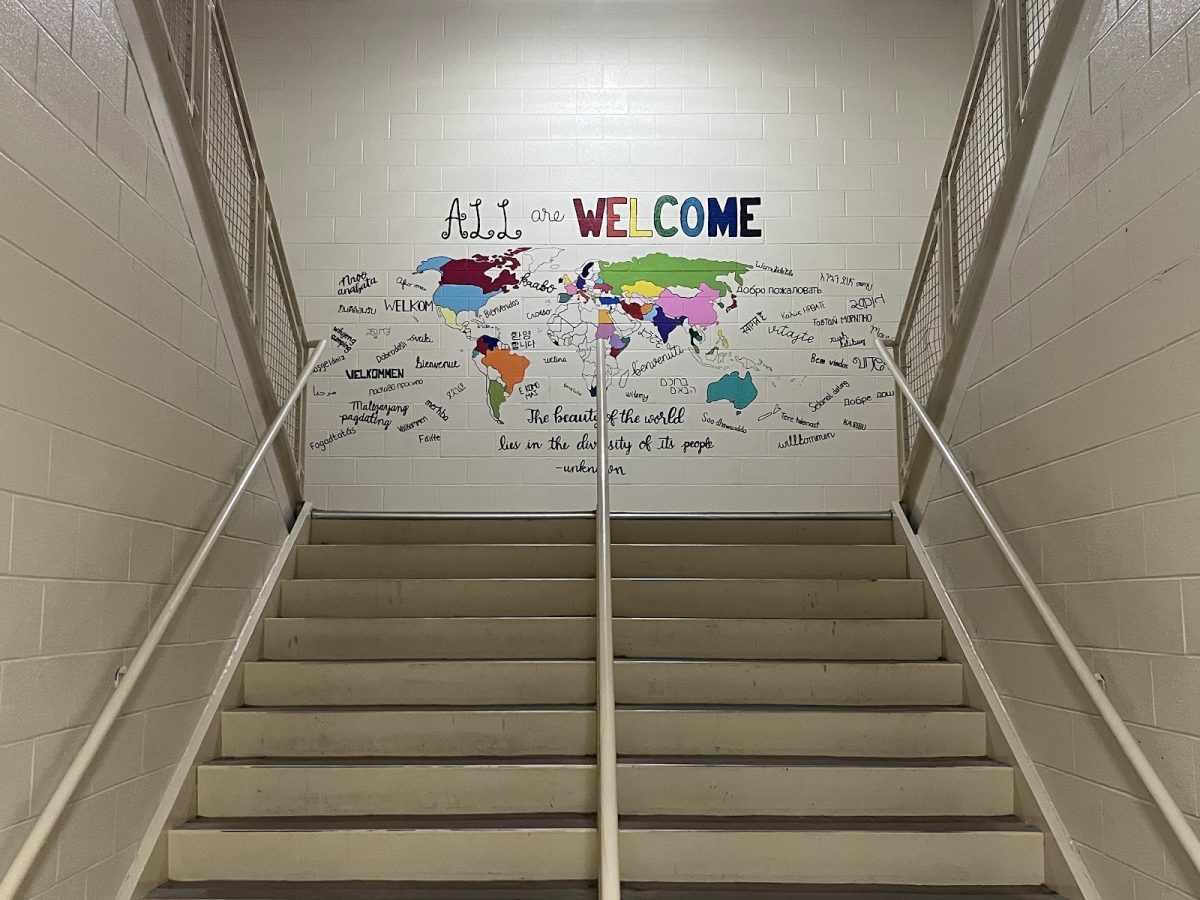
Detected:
left=159, top=0, right=194, bottom=90
left=1021, top=0, right=1057, bottom=82
left=901, top=228, right=945, bottom=458
left=148, top=0, right=311, bottom=482
left=262, top=237, right=304, bottom=464
left=950, top=18, right=1008, bottom=298
left=205, top=19, right=257, bottom=299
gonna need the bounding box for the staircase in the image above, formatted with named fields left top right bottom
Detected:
left=150, top=515, right=1057, bottom=898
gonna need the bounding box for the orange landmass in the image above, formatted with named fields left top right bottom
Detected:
left=481, top=348, right=530, bottom=394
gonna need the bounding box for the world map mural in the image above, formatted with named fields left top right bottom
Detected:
left=305, top=195, right=901, bottom=511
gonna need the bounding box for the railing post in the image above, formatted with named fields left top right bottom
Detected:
left=251, top=179, right=268, bottom=330
left=1002, top=0, right=1026, bottom=129
left=593, top=339, right=621, bottom=900
left=192, top=0, right=211, bottom=153
left=885, top=338, right=909, bottom=490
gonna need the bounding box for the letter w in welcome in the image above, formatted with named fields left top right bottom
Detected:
left=573, top=198, right=607, bottom=238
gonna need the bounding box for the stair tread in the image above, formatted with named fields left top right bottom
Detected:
left=617, top=704, right=977, bottom=712
left=247, top=658, right=958, bottom=665
left=181, top=814, right=1033, bottom=832
left=202, top=755, right=1003, bottom=768
left=303, top=543, right=899, bottom=548
left=229, top=704, right=597, bottom=712
left=147, top=883, right=1058, bottom=899
left=267, top=616, right=928, bottom=622
left=229, top=704, right=977, bottom=713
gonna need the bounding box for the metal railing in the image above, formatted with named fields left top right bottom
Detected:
left=877, top=337, right=1200, bottom=880
left=593, top=339, right=621, bottom=898
left=151, top=0, right=310, bottom=477
left=0, top=341, right=328, bottom=900
left=893, top=0, right=1075, bottom=479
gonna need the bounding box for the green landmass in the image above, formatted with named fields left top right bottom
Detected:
left=597, top=253, right=751, bottom=296
left=487, top=379, right=508, bottom=423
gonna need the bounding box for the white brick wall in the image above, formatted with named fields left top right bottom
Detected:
left=920, top=1, right=1200, bottom=895
left=0, top=1, right=288, bottom=896
left=225, top=0, right=976, bottom=512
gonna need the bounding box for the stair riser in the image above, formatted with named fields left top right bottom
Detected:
left=197, top=764, right=1013, bottom=818
left=619, top=709, right=986, bottom=757
left=262, top=619, right=941, bottom=661
left=166, top=829, right=1041, bottom=885
left=293, top=545, right=909, bottom=580
left=310, top=518, right=895, bottom=546
left=620, top=830, right=1044, bottom=885
left=198, top=765, right=595, bottom=817
left=263, top=619, right=594, bottom=661
left=281, top=578, right=926, bottom=619
left=221, top=710, right=596, bottom=758
left=243, top=661, right=964, bottom=707
left=620, top=765, right=1013, bottom=816
left=168, top=829, right=595, bottom=882
left=220, top=710, right=985, bottom=758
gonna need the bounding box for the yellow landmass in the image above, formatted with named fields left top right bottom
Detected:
left=621, top=279, right=665, bottom=298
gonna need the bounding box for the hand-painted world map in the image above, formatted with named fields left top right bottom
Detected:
left=414, top=247, right=764, bottom=423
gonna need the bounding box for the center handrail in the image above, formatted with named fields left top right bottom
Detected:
left=0, top=339, right=329, bottom=900
left=875, top=336, right=1200, bottom=878
left=593, top=339, right=621, bottom=898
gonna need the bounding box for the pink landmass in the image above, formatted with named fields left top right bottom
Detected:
left=656, top=283, right=721, bottom=327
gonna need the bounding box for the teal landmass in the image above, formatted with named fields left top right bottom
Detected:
left=706, top=371, right=758, bottom=413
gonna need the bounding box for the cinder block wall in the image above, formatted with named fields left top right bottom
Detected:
left=225, top=0, right=976, bottom=512
left=919, top=1, right=1200, bottom=895
left=0, top=1, right=288, bottom=896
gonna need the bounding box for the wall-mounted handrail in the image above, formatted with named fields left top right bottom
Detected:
left=875, top=337, right=1200, bottom=879
left=593, top=339, right=621, bottom=899
left=0, top=339, right=329, bottom=900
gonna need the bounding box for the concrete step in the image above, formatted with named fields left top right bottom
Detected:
left=196, top=757, right=1012, bottom=818
left=292, top=544, right=909, bottom=580
left=309, top=517, right=895, bottom=546
left=148, top=883, right=1060, bottom=899
left=165, top=816, right=1042, bottom=885
left=219, top=707, right=986, bottom=759
left=280, top=577, right=926, bottom=619
left=262, top=617, right=942, bottom=661
left=618, top=816, right=1045, bottom=884
left=168, top=815, right=596, bottom=882
left=147, top=882, right=596, bottom=899
left=243, top=660, right=964, bottom=706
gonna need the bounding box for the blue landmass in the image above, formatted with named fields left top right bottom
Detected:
left=652, top=306, right=686, bottom=344
left=706, top=371, right=758, bottom=413
left=433, top=283, right=501, bottom=314
left=415, top=256, right=452, bottom=273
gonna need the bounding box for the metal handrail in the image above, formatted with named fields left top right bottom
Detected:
left=0, top=340, right=329, bottom=900
left=876, top=337, right=1200, bottom=878
left=593, top=339, right=621, bottom=899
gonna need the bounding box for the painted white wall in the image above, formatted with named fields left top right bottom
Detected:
left=225, top=0, right=977, bottom=512
left=0, top=1, right=288, bottom=896
left=919, top=0, right=1200, bottom=895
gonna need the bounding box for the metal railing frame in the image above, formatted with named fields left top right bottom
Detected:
left=150, top=0, right=311, bottom=484
left=892, top=0, right=1084, bottom=497
left=878, top=337, right=1200, bottom=880
left=593, top=340, right=621, bottom=898
left=0, top=340, right=328, bottom=900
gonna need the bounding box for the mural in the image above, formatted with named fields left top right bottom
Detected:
left=305, top=194, right=899, bottom=508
